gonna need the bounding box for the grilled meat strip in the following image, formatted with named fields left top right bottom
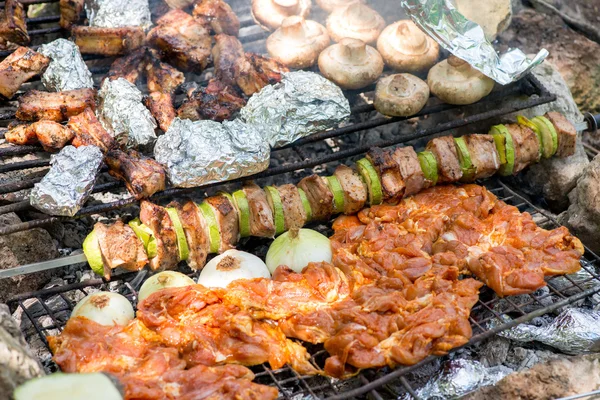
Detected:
left=0, top=0, right=29, bottom=45
left=72, top=26, right=145, bottom=56
left=545, top=111, right=577, bottom=157
left=426, top=136, right=463, bottom=183
left=16, top=88, right=96, bottom=122
left=505, top=123, right=540, bottom=174
left=177, top=78, right=245, bottom=122
left=205, top=193, right=239, bottom=251
left=277, top=184, right=307, bottom=231
left=95, top=221, right=148, bottom=279
left=144, top=92, right=177, bottom=132
left=105, top=149, right=166, bottom=199
left=147, top=9, right=211, bottom=72
left=298, top=174, right=334, bottom=221
left=105, top=47, right=154, bottom=84
left=246, top=52, right=289, bottom=85
left=174, top=200, right=209, bottom=270
left=0, top=47, right=49, bottom=99
left=334, top=165, right=367, bottom=215
left=6, top=120, right=75, bottom=152
left=192, top=0, right=240, bottom=36
left=242, top=183, right=275, bottom=238
left=391, top=146, right=426, bottom=196
left=463, top=134, right=500, bottom=179
left=146, top=57, right=185, bottom=93
left=59, top=0, right=84, bottom=29
left=68, top=107, right=116, bottom=152
left=140, top=200, right=179, bottom=270
left=367, top=148, right=405, bottom=203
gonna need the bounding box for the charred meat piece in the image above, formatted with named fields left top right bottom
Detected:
left=0, top=0, right=29, bottom=45
left=333, top=165, right=367, bottom=215
left=16, top=88, right=96, bottom=122
left=246, top=52, right=289, bottom=85
left=505, top=123, right=540, bottom=174
left=545, top=111, right=577, bottom=157
left=147, top=9, right=211, bottom=72
left=68, top=107, right=116, bottom=152
left=5, top=123, right=36, bottom=145
left=391, top=146, right=425, bottom=197
left=463, top=134, right=500, bottom=179
left=105, top=149, right=166, bottom=199
left=6, top=120, right=75, bottom=152
left=177, top=78, right=245, bottom=122
left=105, top=47, right=154, bottom=84
left=73, top=26, right=145, bottom=56
left=175, top=200, right=209, bottom=270
left=193, top=0, right=240, bottom=36
left=140, top=200, right=179, bottom=271
left=276, top=184, right=307, bottom=230
left=146, top=58, right=185, bottom=93
left=243, top=183, right=275, bottom=238
left=95, top=221, right=148, bottom=279
left=144, top=92, right=177, bottom=132
left=426, top=136, right=463, bottom=183
left=59, top=0, right=84, bottom=29
left=367, top=147, right=405, bottom=203
left=0, top=47, right=49, bottom=99
left=205, top=193, right=239, bottom=251
left=298, top=174, right=334, bottom=221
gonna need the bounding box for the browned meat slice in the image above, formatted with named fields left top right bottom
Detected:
left=147, top=9, right=211, bottom=72
left=5, top=121, right=74, bottom=152
left=105, top=47, right=154, bottom=84
left=545, top=111, right=577, bottom=157
left=144, top=92, right=176, bottom=132
left=506, top=123, right=540, bottom=174
left=140, top=200, right=179, bottom=271
left=246, top=53, right=289, bottom=85
left=0, top=47, right=49, bottom=99
left=68, top=107, right=116, bottom=152
left=367, top=147, right=405, bottom=203
left=192, top=0, right=240, bottom=36
left=16, top=88, right=96, bottom=122
left=177, top=78, right=245, bottom=122
left=146, top=58, right=185, bottom=93
left=391, top=146, right=425, bottom=197
left=205, top=194, right=239, bottom=251
left=72, top=26, right=145, bottom=56
left=298, top=174, right=334, bottom=221
left=463, top=134, right=500, bottom=179
left=242, top=183, right=275, bottom=238
left=105, top=149, right=166, bottom=199
left=95, top=221, right=148, bottom=279
left=4, top=124, right=36, bottom=146
left=333, top=165, right=367, bottom=214
left=175, top=200, right=209, bottom=270
left=59, top=0, right=84, bottom=29
left=276, top=184, right=307, bottom=230
left=426, top=136, right=463, bottom=183
left=0, top=0, right=29, bottom=45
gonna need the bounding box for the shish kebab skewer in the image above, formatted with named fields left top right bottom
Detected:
left=0, top=111, right=581, bottom=280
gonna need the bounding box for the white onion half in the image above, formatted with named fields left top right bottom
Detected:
left=71, top=292, right=134, bottom=326
left=138, top=271, right=195, bottom=302
left=265, top=228, right=332, bottom=274
left=197, top=249, right=271, bottom=288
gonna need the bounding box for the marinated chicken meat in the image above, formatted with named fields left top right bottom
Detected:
left=177, top=78, right=245, bottom=122
left=146, top=57, right=185, bottom=94
left=0, top=0, right=29, bottom=45
left=246, top=52, right=289, bottom=84
left=367, top=147, right=405, bottom=203
left=140, top=200, right=179, bottom=271
left=505, top=123, right=540, bottom=174
left=545, top=111, right=577, bottom=157
left=144, top=92, right=177, bottom=131
left=426, top=136, right=463, bottom=183
left=242, top=183, right=275, bottom=238
left=391, top=147, right=426, bottom=196
left=68, top=107, right=116, bottom=152
left=333, top=165, right=367, bottom=215
left=173, top=200, right=209, bottom=270
left=105, top=149, right=167, bottom=199
left=105, top=47, right=153, bottom=84
left=16, top=88, right=96, bottom=122
left=5, top=120, right=75, bottom=152
left=59, top=0, right=84, bottom=29
left=147, top=9, right=212, bottom=72
left=193, top=0, right=240, bottom=36
left=72, top=26, right=145, bottom=56
left=462, top=134, right=500, bottom=179
left=94, top=220, right=148, bottom=279
left=298, top=174, right=334, bottom=221
left=206, top=193, right=239, bottom=251
left=276, top=183, right=307, bottom=230
left=0, top=47, right=49, bottom=99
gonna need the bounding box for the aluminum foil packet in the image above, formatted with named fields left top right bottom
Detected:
left=85, top=0, right=152, bottom=29
left=240, top=71, right=350, bottom=147
left=98, top=78, right=157, bottom=148
left=30, top=146, right=103, bottom=216
left=154, top=118, right=270, bottom=188
left=38, top=39, right=94, bottom=92
left=400, top=0, right=548, bottom=85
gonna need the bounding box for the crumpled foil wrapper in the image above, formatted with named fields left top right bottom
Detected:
left=400, top=0, right=548, bottom=85
left=491, top=308, right=600, bottom=355
left=240, top=71, right=350, bottom=147
left=38, top=39, right=94, bottom=92
left=30, top=146, right=103, bottom=216
left=400, top=359, right=512, bottom=399
left=98, top=78, right=157, bottom=148
left=85, top=0, right=152, bottom=29
left=154, top=118, right=270, bottom=188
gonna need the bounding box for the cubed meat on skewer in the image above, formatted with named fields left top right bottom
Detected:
left=95, top=221, right=148, bottom=279
left=174, top=200, right=209, bottom=270
left=205, top=193, right=239, bottom=252
left=140, top=200, right=179, bottom=271
left=73, top=26, right=145, bottom=56
left=68, top=107, right=116, bottom=152
left=276, top=184, right=307, bottom=230
left=242, top=183, right=275, bottom=238
left=545, top=111, right=577, bottom=157
left=0, top=47, right=49, bottom=99
left=146, top=57, right=185, bottom=94
left=298, top=174, right=334, bottom=221
left=16, top=88, right=96, bottom=122
left=505, top=123, right=540, bottom=174
left=144, top=92, right=177, bottom=132
left=367, top=147, right=405, bottom=203
left=463, top=134, right=500, bottom=179
left=105, top=149, right=166, bottom=199
left=105, top=47, right=155, bottom=84
left=6, top=120, right=75, bottom=152
left=333, top=165, right=367, bottom=215
left=59, top=0, right=84, bottom=29
left=0, top=0, right=29, bottom=45
left=177, top=78, right=245, bottom=122
left=391, top=146, right=426, bottom=197
left=193, top=0, right=240, bottom=36
left=426, top=136, right=463, bottom=183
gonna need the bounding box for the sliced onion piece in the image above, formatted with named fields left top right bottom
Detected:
left=14, top=373, right=124, bottom=400
left=165, top=208, right=190, bottom=261
left=138, top=271, right=195, bottom=302
left=298, top=188, right=313, bottom=222
left=71, top=292, right=134, bottom=326
left=197, top=249, right=271, bottom=288
left=232, top=189, right=251, bottom=237
left=264, top=186, right=285, bottom=236
left=265, top=228, right=332, bottom=274
left=356, top=158, right=383, bottom=205
left=325, top=175, right=345, bottom=213
left=198, top=201, right=221, bottom=254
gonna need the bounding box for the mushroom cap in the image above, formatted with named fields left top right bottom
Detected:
left=326, top=3, right=385, bottom=44
left=318, top=38, right=384, bottom=90
left=374, top=73, right=430, bottom=117
left=377, top=20, right=439, bottom=73
left=427, top=55, right=495, bottom=105
left=316, top=0, right=365, bottom=13
left=266, top=16, right=330, bottom=68
left=251, top=0, right=311, bottom=31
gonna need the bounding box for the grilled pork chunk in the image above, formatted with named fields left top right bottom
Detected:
left=73, top=26, right=145, bottom=56
left=105, top=149, right=166, bottom=199
left=0, top=47, right=49, bottom=99
left=333, top=165, right=367, bottom=215
left=68, top=107, right=116, bottom=152
left=6, top=120, right=75, bottom=152
left=276, top=184, right=307, bottom=230
left=0, top=0, right=29, bottom=45
left=177, top=78, right=245, bottom=122
left=505, top=123, right=540, bottom=174
left=463, top=134, right=500, bottom=179
left=16, top=88, right=96, bottom=122
left=545, top=111, right=577, bottom=157
left=95, top=221, right=148, bottom=279
left=146, top=58, right=185, bottom=93
left=175, top=200, right=209, bottom=270
left=240, top=183, right=274, bottom=238
left=140, top=200, right=179, bottom=271
left=205, top=194, right=239, bottom=252
left=147, top=9, right=211, bottom=72
left=4, top=123, right=35, bottom=146
left=367, top=148, right=405, bottom=203
left=59, top=0, right=84, bottom=29
left=193, top=0, right=240, bottom=36
left=246, top=52, right=289, bottom=84
left=391, top=146, right=426, bottom=196
left=105, top=47, right=154, bottom=84
left=144, top=92, right=177, bottom=132
left=426, top=136, right=463, bottom=183
left=298, top=174, right=334, bottom=221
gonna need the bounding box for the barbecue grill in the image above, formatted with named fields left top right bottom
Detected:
left=2, top=1, right=600, bottom=399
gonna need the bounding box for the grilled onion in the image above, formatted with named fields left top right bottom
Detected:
left=71, top=292, right=134, bottom=326
left=197, top=249, right=271, bottom=288
left=138, top=271, right=195, bottom=302
left=266, top=228, right=332, bottom=273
